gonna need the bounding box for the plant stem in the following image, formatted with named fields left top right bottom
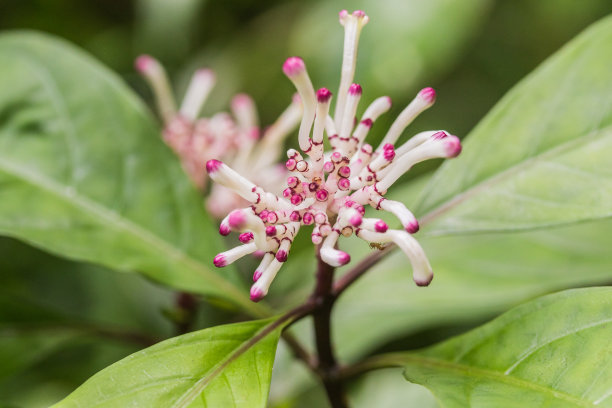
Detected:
left=174, top=292, right=198, bottom=335
left=311, top=246, right=348, bottom=408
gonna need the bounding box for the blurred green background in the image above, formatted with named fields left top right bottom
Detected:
left=2, top=0, right=612, bottom=406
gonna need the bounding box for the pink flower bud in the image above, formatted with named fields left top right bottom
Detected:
left=291, top=194, right=303, bottom=205
left=213, top=254, right=226, bottom=268
left=282, top=57, right=305, bottom=77
left=219, top=223, right=231, bottom=236
left=286, top=158, right=297, bottom=171
left=228, top=210, right=246, bottom=229
left=443, top=135, right=462, bottom=158
left=316, top=189, right=329, bottom=201
left=337, top=178, right=351, bottom=191
left=406, top=221, right=420, bottom=234
left=361, top=118, right=373, bottom=128
left=375, top=220, right=388, bottom=233
left=250, top=286, right=264, bottom=302
left=206, top=159, right=223, bottom=174
left=134, top=55, right=156, bottom=73
left=350, top=213, right=363, bottom=227
left=239, top=232, right=254, bottom=243
left=266, top=226, right=277, bottom=236
left=349, top=83, right=362, bottom=95
left=418, top=87, right=436, bottom=104
left=276, top=250, right=288, bottom=262
left=338, top=165, right=351, bottom=178
left=303, top=212, right=314, bottom=225
left=287, top=176, right=299, bottom=188
left=317, top=88, right=332, bottom=103
left=383, top=146, right=396, bottom=161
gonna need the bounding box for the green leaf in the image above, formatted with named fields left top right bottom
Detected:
left=415, top=15, right=612, bottom=234
left=0, top=237, right=170, bottom=395
left=53, top=318, right=287, bottom=408
left=349, top=368, right=438, bottom=408
left=0, top=32, right=262, bottom=315
left=390, top=288, right=612, bottom=407
left=332, top=217, right=612, bottom=362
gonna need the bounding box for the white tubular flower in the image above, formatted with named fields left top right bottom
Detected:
left=135, top=55, right=303, bottom=218
left=207, top=10, right=463, bottom=302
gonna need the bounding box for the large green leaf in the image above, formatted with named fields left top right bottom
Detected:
left=332, top=218, right=612, bottom=362
left=0, top=32, right=262, bottom=315
left=415, top=15, right=612, bottom=234
left=387, top=288, right=612, bottom=407
left=349, top=368, right=438, bottom=408
left=53, top=318, right=286, bottom=408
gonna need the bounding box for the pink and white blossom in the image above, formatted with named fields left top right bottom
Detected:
left=135, top=55, right=303, bottom=218
left=207, top=10, right=463, bottom=302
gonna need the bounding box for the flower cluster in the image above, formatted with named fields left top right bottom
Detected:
left=207, top=10, right=462, bottom=302
left=135, top=55, right=302, bottom=218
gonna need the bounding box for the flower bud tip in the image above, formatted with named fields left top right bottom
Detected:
left=375, top=220, right=388, bottom=233
left=134, top=55, right=155, bottom=72
left=250, top=287, right=264, bottom=302
left=213, top=254, right=226, bottom=268
left=266, top=226, right=277, bottom=236
left=383, top=147, right=395, bottom=161
left=253, top=270, right=262, bottom=282
left=219, top=224, right=231, bottom=236
left=338, top=251, right=351, bottom=265
left=303, top=212, right=314, bottom=225
left=228, top=210, right=246, bottom=229
left=444, top=135, right=462, bottom=158
left=337, top=178, right=351, bottom=191
left=406, top=221, right=420, bottom=234
left=291, top=194, right=303, bottom=205
left=239, top=232, right=254, bottom=243
left=195, top=68, right=215, bottom=82
left=206, top=159, right=223, bottom=174
left=349, top=83, right=362, bottom=95
left=418, top=87, right=436, bottom=104
left=315, top=189, right=329, bottom=201
left=231, top=93, right=252, bottom=107
left=361, top=118, right=373, bottom=128
left=317, top=88, right=332, bottom=103
left=415, top=274, right=433, bottom=287
left=350, top=214, right=363, bottom=227
left=276, top=250, right=288, bottom=262
left=283, top=57, right=305, bottom=77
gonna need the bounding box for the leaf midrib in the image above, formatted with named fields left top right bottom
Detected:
left=0, top=157, right=264, bottom=315
left=402, top=354, right=595, bottom=407
left=171, top=318, right=284, bottom=408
